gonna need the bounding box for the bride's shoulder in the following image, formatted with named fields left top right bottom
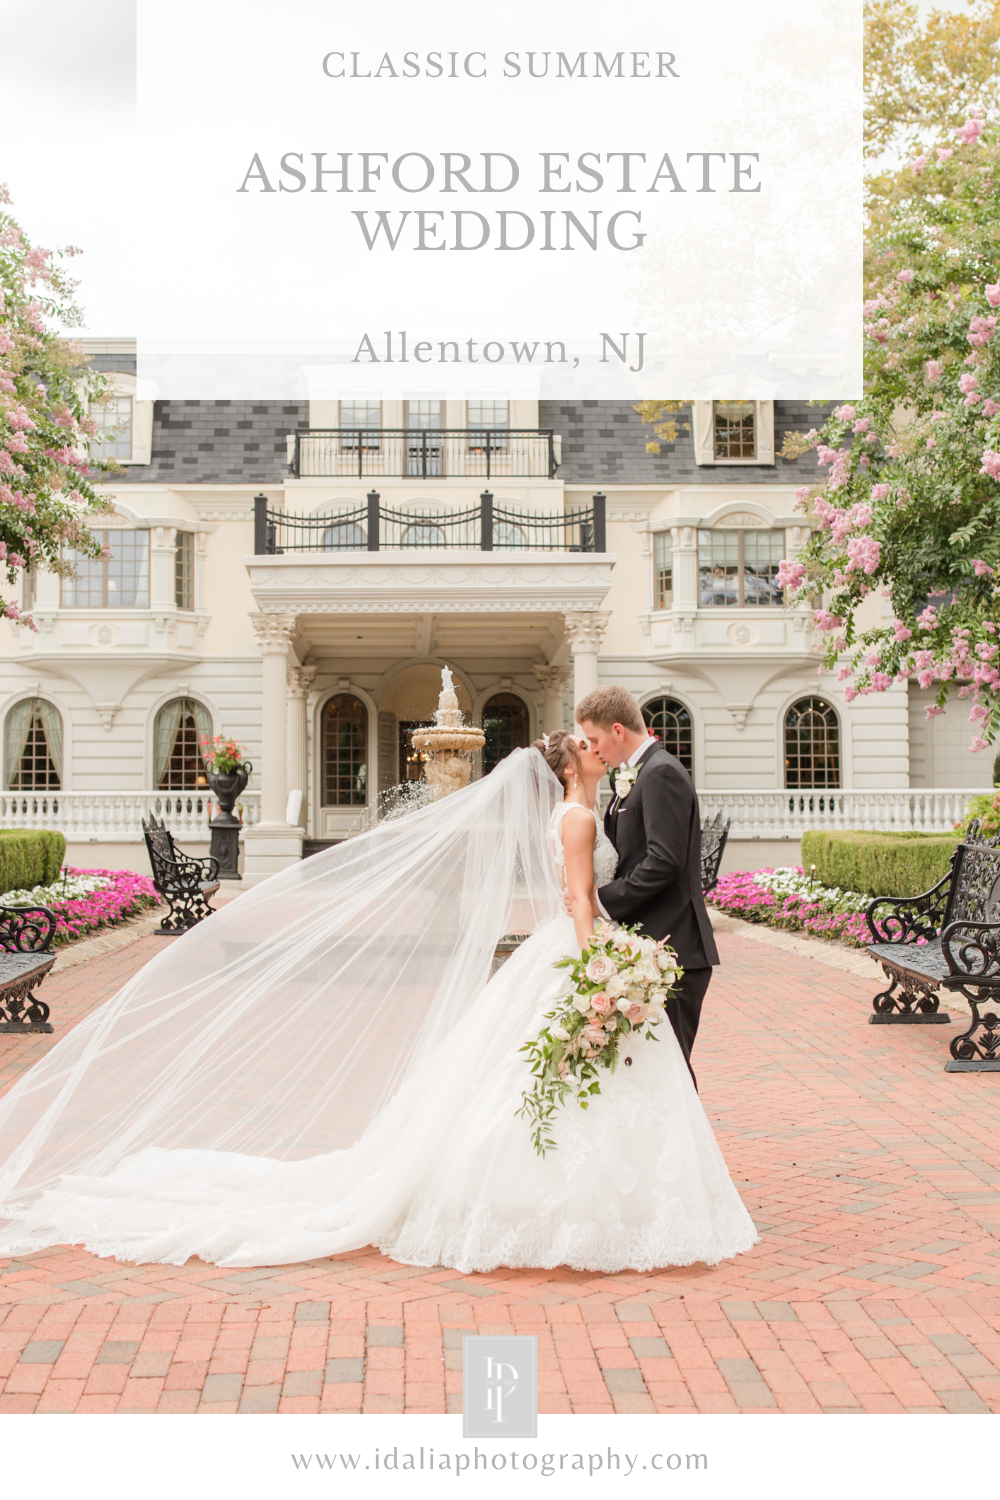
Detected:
left=551, top=802, right=598, bottom=836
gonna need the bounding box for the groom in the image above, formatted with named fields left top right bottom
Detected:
left=575, top=685, right=719, bottom=1084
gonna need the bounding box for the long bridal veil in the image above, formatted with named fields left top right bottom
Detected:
left=0, top=748, right=563, bottom=1232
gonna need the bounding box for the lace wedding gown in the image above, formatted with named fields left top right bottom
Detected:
left=0, top=798, right=758, bottom=1272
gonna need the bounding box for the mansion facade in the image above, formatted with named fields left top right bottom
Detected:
left=0, top=339, right=990, bottom=882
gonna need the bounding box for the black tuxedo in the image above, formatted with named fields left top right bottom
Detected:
left=598, top=742, right=718, bottom=1075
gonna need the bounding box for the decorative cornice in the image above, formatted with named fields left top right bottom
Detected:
left=262, top=598, right=608, bottom=615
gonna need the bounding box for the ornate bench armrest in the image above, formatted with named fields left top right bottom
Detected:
left=190, top=854, right=220, bottom=881
left=941, top=919, right=1000, bottom=979
left=866, top=872, right=952, bottom=944
left=0, top=904, right=58, bottom=953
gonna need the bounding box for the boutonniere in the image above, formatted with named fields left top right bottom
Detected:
left=614, top=764, right=640, bottom=800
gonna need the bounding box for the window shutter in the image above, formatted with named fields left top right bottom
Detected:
left=130, top=401, right=154, bottom=464
left=692, top=401, right=715, bottom=466
left=756, top=401, right=775, bottom=464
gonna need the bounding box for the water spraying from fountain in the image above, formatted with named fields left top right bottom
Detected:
left=410, top=666, right=486, bottom=798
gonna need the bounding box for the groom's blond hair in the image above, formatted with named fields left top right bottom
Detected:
left=575, top=685, right=644, bottom=733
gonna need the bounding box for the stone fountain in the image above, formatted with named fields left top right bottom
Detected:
left=410, top=666, right=485, bottom=797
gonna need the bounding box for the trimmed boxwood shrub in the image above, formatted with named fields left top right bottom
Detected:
left=0, top=829, right=66, bottom=895
left=801, top=829, right=958, bottom=899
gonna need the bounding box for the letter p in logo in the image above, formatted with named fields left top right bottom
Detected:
left=463, top=1336, right=537, bottom=1438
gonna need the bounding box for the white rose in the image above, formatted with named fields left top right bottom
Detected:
left=573, top=993, right=592, bottom=1014
left=633, top=960, right=658, bottom=984
left=616, top=997, right=631, bottom=1013
left=606, top=974, right=628, bottom=998
left=648, top=989, right=667, bottom=1006
left=551, top=1025, right=571, bottom=1040
left=656, top=951, right=675, bottom=972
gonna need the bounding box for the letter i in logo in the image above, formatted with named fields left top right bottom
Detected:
left=485, top=1357, right=518, bottom=1423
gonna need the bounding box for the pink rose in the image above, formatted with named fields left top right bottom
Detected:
left=591, top=992, right=613, bottom=1015
left=585, top=954, right=616, bottom=983
left=581, top=1024, right=606, bottom=1049
left=624, top=1002, right=648, bottom=1024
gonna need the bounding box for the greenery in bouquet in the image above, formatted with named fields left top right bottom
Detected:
left=518, top=922, right=682, bottom=1157
left=200, top=735, right=248, bottom=774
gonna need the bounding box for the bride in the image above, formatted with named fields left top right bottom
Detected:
left=0, top=733, right=757, bottom=1272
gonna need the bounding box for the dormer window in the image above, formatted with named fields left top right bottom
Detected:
left=90, top=396, right=134, bottom=461
left=713, top=401, right=755, bottom=460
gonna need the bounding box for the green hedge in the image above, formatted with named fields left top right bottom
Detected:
left=800, top=829, right=958, bottom=899
left=0, top=829, right=66, bottom=895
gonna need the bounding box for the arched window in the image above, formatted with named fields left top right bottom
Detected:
left=493, top=521, right=526, bottom=549
left=322, top=694, right=368, bottom=806
left=642, top=697, right=693, bottom=775
left=402, top=522, right=446, bottom=547
left=785, top=696, right=840, bottom=789
left=482, top=692, right=530, bottom=776
left=5, top=698, right=62, bottom=790
left=323, top=521, right=366, bottom=551
left=154, top=698, right=212, bottom=789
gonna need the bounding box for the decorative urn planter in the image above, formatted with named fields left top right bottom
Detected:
left=207, top=763, right=252, bottom=880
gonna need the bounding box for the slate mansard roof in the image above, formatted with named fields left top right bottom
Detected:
left=540, top=400, right=834, bottom=486
left=103, top=389, right=830, bottom=488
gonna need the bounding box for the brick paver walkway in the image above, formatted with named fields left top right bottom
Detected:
left=2, top=930, right=1000, bottom=1415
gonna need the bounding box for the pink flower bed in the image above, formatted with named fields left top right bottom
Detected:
left=708, top=867, right=871, bottom=948
left=42, top=866, right=159, bottom=946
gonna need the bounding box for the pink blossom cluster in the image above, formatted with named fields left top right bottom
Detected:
left=777, top=558, right=806, bottom=591
left=968, top=316, right=997, bottom=348
left=981, top=449, right=1000, bottom=480
left=956, top=117, right=985, bottom=145
left=846, top=535, right=881, bottom=574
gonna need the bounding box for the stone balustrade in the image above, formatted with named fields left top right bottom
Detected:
left=696, top=788, right=979, bottom=839
left=0, top=791, right=261, bottom=845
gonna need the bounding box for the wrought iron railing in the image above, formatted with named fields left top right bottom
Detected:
left=254, top=491, right=607, bottom=554
left=293, top=428, right=559, bottom=480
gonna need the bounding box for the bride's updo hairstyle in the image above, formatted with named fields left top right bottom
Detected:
left=531, top=730, right=583, bottom=786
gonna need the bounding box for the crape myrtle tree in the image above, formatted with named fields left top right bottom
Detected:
left=778, top=111, right=1000, bottom=754
left=0, top=185, right=113, bottom=628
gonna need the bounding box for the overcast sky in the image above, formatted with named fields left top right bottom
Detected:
left=0, top=0, right=970, bottom=335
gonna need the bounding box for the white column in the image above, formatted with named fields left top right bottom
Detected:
left=286, top=664, right=316, bottom=830
left=563, top=612, right=610, bottom=710
left=243, top=613, right=302, bottom=885
left=533, top=664, right=572, bottom=734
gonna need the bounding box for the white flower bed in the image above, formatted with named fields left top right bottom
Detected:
left=1, top=873, right=112, bottom=905
left=752, top=866, right=869, bottom=915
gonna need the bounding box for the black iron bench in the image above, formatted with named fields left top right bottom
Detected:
left=0, top=905, right=57, bottom=1034
left=866, top=818, right=1000, bottom=1069
left=701, top=811, right=731, bottom=895
left=142, top=814, right=220, bottom=934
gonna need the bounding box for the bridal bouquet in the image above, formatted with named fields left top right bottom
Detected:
left=518, top=921, right=682, bottom=1156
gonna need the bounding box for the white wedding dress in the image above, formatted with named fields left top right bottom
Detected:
left=0, top=788, right=758, bottom=1273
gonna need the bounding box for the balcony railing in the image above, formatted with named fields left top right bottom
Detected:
left=292, top=428, right=559, bottom=480
left=696, top=788, right=976, bottom=839
left=0, top=791, right=261, bottom=844
left=254, top=491, right=607, bottom=554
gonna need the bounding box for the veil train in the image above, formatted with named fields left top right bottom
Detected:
left=0, top=749, right=563, bottom=1249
